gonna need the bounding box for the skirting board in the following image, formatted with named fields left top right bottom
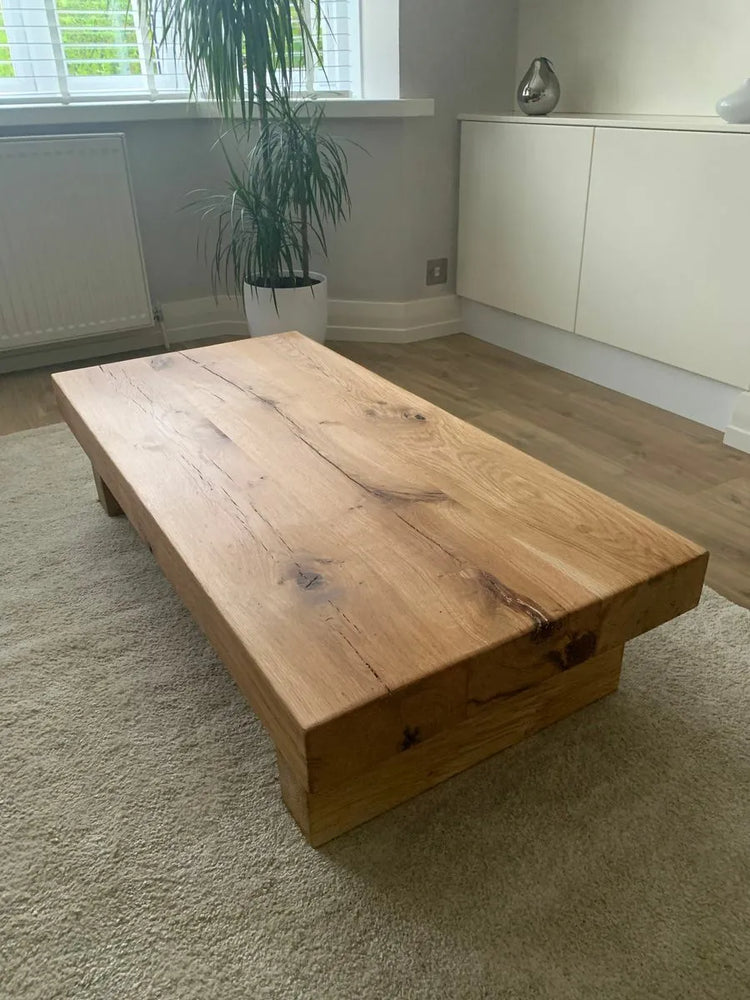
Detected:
left=165, top=294, right=463, bottom=344
left=724, top=391, right=750, bottom=454
left=461, top=298, right=746, bottom=438
left=328, top=295, right=462, bottom=344
left=0, top=294, right=461, bottom=373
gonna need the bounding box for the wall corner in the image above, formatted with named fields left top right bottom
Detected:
left=724, top=390, right=750, bottom=454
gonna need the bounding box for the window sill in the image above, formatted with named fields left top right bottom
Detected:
left=0, top=97, right=434, bottom=128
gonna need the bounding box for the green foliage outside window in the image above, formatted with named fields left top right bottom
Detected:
left=57, top=0, right=141, bottom=76
left=0, top=4, right=13, bottom=78
left=0, top=0, right=322, bottom=83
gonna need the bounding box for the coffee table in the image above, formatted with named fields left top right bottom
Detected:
left=52, top=333, right=708, bottom=846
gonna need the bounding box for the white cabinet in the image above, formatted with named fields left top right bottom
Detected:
left=457, top=121, right=594, bottom=333
left=458, top=117, right=750, bottom=392
left=577, top=128, right=750, bottom=389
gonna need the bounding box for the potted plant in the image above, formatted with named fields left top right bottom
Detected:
left=143, top=0, right=352, bottom=342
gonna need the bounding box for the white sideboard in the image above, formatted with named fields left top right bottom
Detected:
left=457, top=121, right=593, bottom=332
left=457, top=115, right=750, bottom=392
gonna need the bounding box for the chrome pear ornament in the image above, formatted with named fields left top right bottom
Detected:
left=517, top=57, right=561, bottom=116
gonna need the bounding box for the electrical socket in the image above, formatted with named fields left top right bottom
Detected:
left=426, top=257, right=448, bottom=286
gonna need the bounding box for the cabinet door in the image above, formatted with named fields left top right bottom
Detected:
left=577, top=128, right=750, bottom=389
left=457, top=121, right=594, bottom=332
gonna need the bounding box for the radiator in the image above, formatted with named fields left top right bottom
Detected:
left=0, top=134, right=153, bottom=352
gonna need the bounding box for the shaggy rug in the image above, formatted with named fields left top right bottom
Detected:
left=1, top=422, right=749, bottom=1000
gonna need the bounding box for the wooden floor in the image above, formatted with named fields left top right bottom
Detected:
left=2, top=333, right=750, bottom=607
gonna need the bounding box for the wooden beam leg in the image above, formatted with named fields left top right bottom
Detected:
left=277, top=645, right=624, bottom=848
left=92, top=465, right=123, bottom=517
left=277, top=752, right=316, bottom=844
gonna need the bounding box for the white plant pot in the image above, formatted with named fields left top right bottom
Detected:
left=243, top=272, right=328, bottom=343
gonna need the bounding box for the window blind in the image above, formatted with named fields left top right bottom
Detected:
left=0, top=0, right=358, bottom=105
left=308, top=0, right=357, bottom=96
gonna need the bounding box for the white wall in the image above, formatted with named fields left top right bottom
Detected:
left=516, top=0, right=750, bottom=116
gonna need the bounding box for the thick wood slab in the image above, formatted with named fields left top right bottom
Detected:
left=279, top=645, right=624, bottom=846
left=52, top=333, right=707, bottom=830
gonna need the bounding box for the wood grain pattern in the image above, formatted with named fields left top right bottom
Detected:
left=51, top=332, right=708, bottom=842
left=332, top=335, right=750, bottom=607
left=4, top=334, right=747, bottom=606
left=279, top=645, right=624, bottom=846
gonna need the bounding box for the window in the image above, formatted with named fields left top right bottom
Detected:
left=0, top=0, right=358, bottom=105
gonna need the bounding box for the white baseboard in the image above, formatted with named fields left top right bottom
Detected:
left=328, top=295, right=462, bottom=343
left=0, top=296, right=242, bottom=373
left=164, top=294, right=463, bottom=344
left=462, top=299, right=745, bottom=434
left=724, top=391, right=750, bottom=454
left=159, top=296, right=247, bottom=342
left=165, top=292, right=463, bottom=344
left=0, top=323, right=160, bottom=374
left=0, top=293, right=460, bottom=372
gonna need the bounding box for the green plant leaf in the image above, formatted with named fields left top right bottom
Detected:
left=144, top=0, right=357, bottom=306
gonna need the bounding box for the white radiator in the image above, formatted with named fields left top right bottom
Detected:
left=0, top=134, right=153, bottom=352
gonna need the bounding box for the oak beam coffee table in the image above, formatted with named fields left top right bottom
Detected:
left=53, top=333, right=708, bottom=846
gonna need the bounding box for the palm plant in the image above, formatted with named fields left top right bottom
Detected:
left=148, top=0, right=320, bottom=121
left=201, top=97, right=350, bottom=296
left=141, top=0, right=352, bottom=298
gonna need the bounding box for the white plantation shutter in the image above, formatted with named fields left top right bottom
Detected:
left=0, top=0, right=188, bottom=102
left=307, top=0, right=357, bottom=96
left=0, top=0, right=358, bottom=105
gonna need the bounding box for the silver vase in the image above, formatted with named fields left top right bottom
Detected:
left=517, top=57, right=560, bottom=116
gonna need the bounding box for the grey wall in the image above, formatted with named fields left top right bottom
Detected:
left=516, top=0, right=750, bottom=116
left=321, top=0, right=520, bottom=301
left=0, top=0, right=519, bottom=306
left=398, top=0, right=519, bottom=299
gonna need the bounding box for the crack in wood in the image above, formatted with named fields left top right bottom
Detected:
left=105, top=369, right=185, bottom=444
left=334, top=627, right=386, bottom=688
left=468, top=682, right=539, bottom=709
left=272, top=407, right=447, bottom=504
left=278, top=423, right=448, bottom=504
left=106, top=367, right=297, bottom=559
left=297, top=569, right=324, bottom=590
left=327, top=600, right=387, bottom=688
left=370, top=487, right=447, bottom=503
left=393, top=510, right=462, bottom=563
left=111, top=369, right=230, bottom=446
left=179, top=353, right=249, bottom=396
left=180, top=356, right=448, bottom=505
left=477, top=570, right=559, bottom=640
left=215, top=484, right=274, bottom=553
left=335, top=607, right=362, bottom=634
left=391, top=517, right=560, bottom=651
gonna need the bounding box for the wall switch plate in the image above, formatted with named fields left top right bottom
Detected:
left=426, top=257, right=449, bottom=286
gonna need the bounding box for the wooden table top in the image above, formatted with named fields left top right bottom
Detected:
left=53, top=333, right=707, bottom=754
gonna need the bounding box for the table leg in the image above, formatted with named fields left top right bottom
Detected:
left=92, top=465, right=123, bottom=517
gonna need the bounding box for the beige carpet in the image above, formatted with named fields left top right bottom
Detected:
left=1, top=423, right=749, bottom=1000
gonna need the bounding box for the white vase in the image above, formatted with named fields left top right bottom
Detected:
left=716, top=79, right=750, bottom=124
left=243, top=272, right=328, bottom=343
